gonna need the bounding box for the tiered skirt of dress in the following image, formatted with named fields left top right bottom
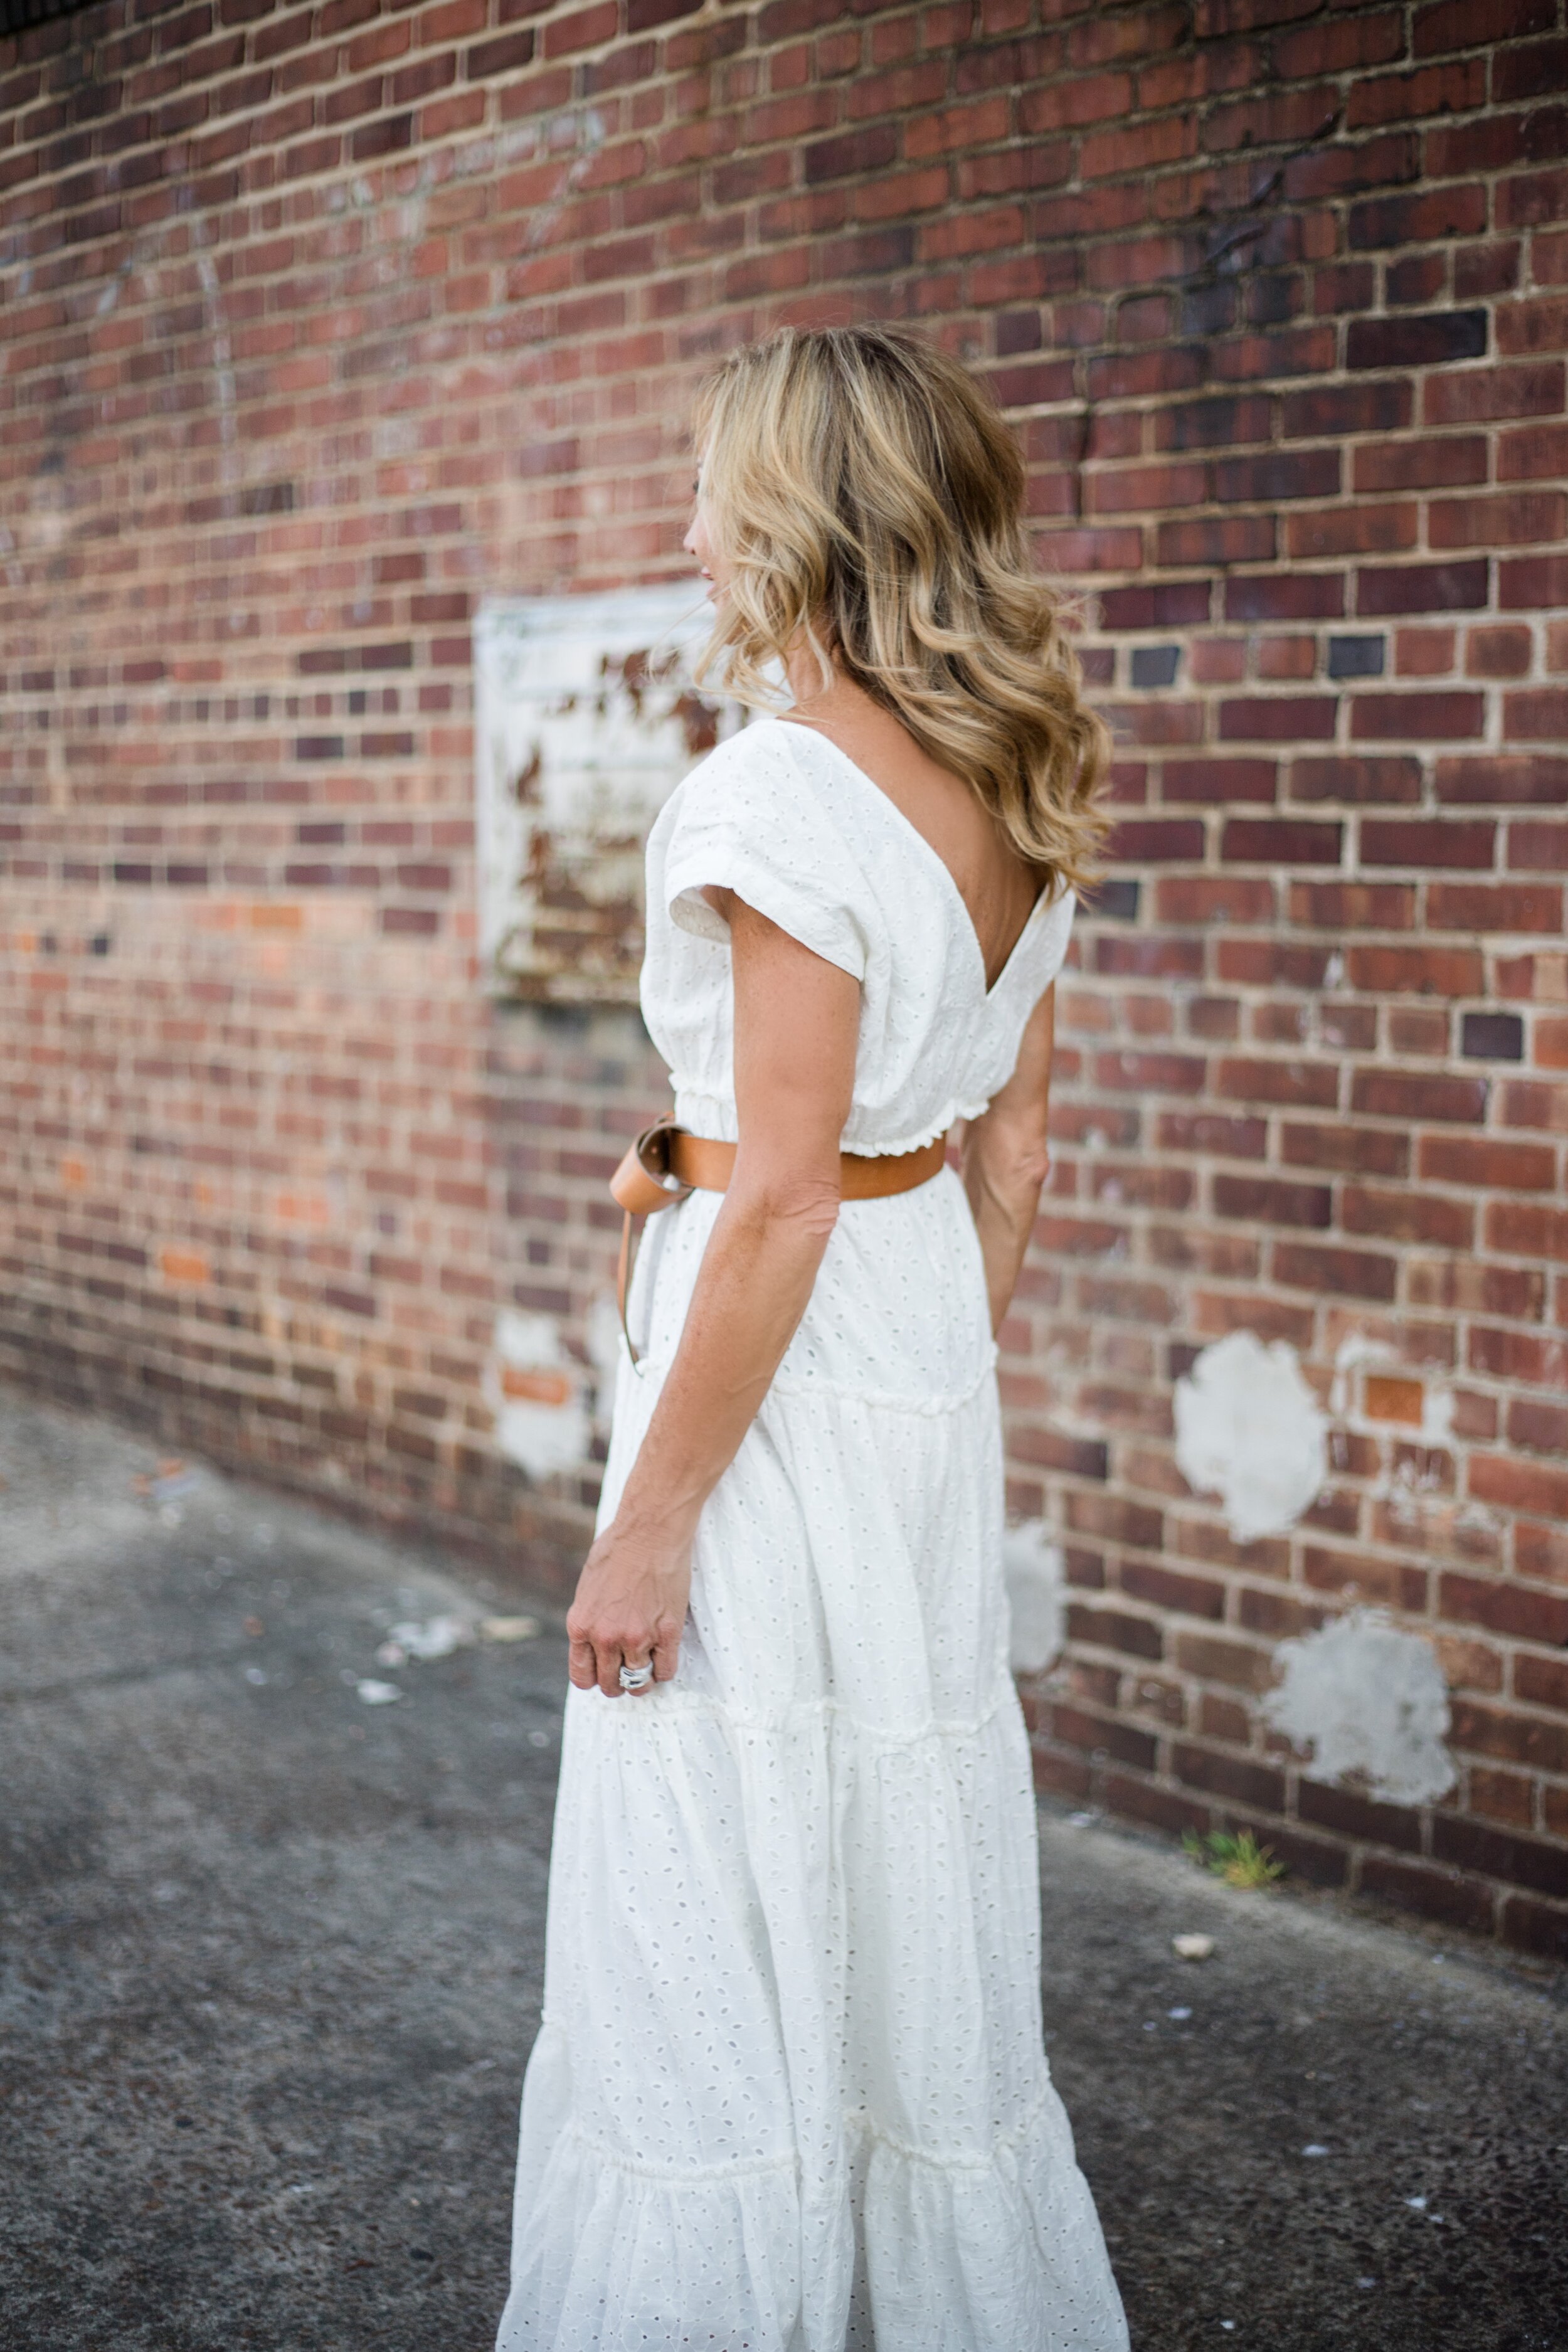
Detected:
left=497, top=1173, right=1130, bottom=2352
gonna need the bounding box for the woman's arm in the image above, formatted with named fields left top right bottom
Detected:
left=960, top=983, right=1056, bottom=1337
left=566, top=891, right=861, bottom=1698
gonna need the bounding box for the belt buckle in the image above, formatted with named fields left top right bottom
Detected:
left=610, top=1115, right=694, bottom=1217
left=635, top=1115, right=694, bottom=1203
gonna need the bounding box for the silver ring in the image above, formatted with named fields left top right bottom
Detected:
left=618, top=1661, right=654, bottom=1693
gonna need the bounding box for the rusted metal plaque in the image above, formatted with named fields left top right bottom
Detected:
left=475, top=588, right=746, bottom=1004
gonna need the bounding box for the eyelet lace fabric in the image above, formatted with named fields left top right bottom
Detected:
left=497, top=722, right=1128, bottom=2352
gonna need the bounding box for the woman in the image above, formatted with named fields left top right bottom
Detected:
left=497, top=326, right=1129, bottom=2352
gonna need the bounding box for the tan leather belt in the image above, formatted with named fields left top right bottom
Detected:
left=609, top=1115, right=949, bottom=1367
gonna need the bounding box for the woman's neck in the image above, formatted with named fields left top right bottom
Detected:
left=783, top=638, right=840, bottom=712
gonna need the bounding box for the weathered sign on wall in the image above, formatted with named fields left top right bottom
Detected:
left=475, top=586, right=745, bottom=1004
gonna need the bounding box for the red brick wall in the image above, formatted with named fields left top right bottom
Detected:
left=3, top=0, right=1566, bottom=1951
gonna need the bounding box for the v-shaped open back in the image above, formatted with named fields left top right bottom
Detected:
left=640, top=715, right=1076, bottom=1158
left=774, top=716, right=1049, bottom=1002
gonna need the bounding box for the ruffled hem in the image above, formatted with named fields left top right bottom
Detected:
left=498, top=2029, right=1129, bottom=2352
left=498, top=2026, right=815, bottom=2352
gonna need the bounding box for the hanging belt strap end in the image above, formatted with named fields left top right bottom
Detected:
left=610, top=1116, right=693, bottom=1367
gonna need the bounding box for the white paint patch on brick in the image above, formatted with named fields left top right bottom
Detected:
left=1004, top=1520, right=1066, bottom=1675
left=585, top=1290, right=624, bottom=1439
left=1173, top=1329, right=1327, bottom=1544
left=484, top=1310, right=590, bottom=1481
left=1263, top=1608, right=1457, bottom=1808
left=474, top=586, right=745, bottom=1003
left=1329, top=1331, right=1392, bottom=1419
left=1420, top=1384, right=1455, bottom=1445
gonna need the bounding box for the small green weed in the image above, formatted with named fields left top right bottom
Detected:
left=1182, top=1828, right=1286, bottom=1892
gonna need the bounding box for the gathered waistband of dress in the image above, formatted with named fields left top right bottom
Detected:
left=670, top=1088, right=995, bottom=1161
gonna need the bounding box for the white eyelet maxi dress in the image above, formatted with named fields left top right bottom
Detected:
left=497, top=717, right=1130, bottom=2352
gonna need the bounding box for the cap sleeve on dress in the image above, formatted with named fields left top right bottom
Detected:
left=1032, top=886, right=1076, bottom=998
left=662, top=726, right=870, bottom=983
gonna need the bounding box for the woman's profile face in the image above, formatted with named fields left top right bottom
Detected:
left=682, top=458, right=730, bottom=604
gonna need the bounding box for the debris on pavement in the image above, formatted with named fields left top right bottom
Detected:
left=132, top=1459, right=204, bottom=1524
left=355, top=1678, right=404, bottom=1706
left=481, top=1615, right=541, bottom=1643
left=1172, top=1933, right=1216, bottom=1960
left=376, top=1614, right=476, bottom=1666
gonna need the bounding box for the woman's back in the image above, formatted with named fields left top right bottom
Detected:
left=778, top=701, right=1046, bottom=995
left=644, top=716, right=1075, bottom=1165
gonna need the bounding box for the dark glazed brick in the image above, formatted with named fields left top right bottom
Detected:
left=1130, top=645, right=1180, bottom=689
left=1461, top=1012, right=1525, bottom=1061
left=1081, top=879, right=1140, bottom=921
left=1347, top=309, right=1487, bottom=369
left=1327, top=635, right=1385, bottom=679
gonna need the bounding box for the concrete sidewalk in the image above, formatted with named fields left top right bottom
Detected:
left=1, top=1389, right=1562, bottom=2352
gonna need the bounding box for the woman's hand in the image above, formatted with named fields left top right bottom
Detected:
left=566, top=1514, right=691, bottom=1697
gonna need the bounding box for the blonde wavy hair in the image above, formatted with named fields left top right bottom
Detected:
left=691, top=325, right=1110, bottom=894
